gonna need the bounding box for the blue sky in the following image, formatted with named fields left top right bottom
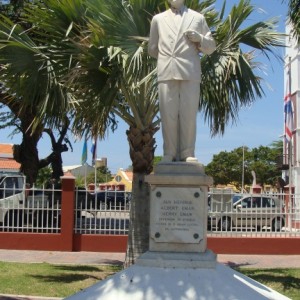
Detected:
left=1, top=0, right=289, bottom=174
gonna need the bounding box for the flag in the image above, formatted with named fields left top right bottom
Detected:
left=284, top=66, right=293, bottom=143
left=91, top=137, right=97, bottom=166
left=81, top=139, right=88, bottom=165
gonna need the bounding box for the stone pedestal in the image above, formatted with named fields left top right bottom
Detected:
left=137, top=162, right=214, bottom=267
left=65, top=162, right=289, bottom=300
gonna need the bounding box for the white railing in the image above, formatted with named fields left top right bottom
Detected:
left=2, top=182, right=300, bottom=238
left=0, top=185, right=61, bottom=233
left=207, top=191, right=300, bottom=237
left=0, top=182, right=131, bottom=234
left=74, top=188, right=131, bottom=235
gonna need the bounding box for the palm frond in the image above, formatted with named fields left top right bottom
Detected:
left=200, top=0, right=285, bottom=135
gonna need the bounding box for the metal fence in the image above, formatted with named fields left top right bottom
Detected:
left=0, top=183, right=131, bottom=235
left=1, top=182, right=300, bottom=238
left=207, top=190, right=300, bottom=237
left=74, top=188, right=131, bottom=235
left=0, top=184, right=61, bottom=233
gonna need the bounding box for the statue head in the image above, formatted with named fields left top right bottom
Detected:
left=168, top=0, right=185, bottom=9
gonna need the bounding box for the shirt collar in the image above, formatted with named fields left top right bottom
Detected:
left=170, top=5, right=185, bottom=15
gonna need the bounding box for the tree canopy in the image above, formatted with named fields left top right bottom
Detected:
left=205, top=141, right=283, bottom=190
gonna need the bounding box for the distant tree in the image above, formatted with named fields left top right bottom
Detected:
left=35, top=166, right=52, bottom=188
left=153, top=156, right=163, bottom=166
left=249, top=143, right=283, bottom=186
left=86, top=166, right=113, bottom=185
left=206, top=147, right=252, bottom=188
left=206, top=142, right=282, bottom=189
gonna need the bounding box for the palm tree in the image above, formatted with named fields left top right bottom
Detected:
left=0, top=0, right=284, bottom=265
left=0, top=0, right=86, bottom=184
left=71, top=0, right=164, bottom=265
left=287, top=0, right=300, bottom=39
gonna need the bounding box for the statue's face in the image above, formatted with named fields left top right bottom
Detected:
left=168, top=0, right=185, bottom=9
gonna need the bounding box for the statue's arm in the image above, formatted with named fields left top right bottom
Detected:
left=148, top=17, right=159, bottom=59
left=185, top=15, right=216, bottom=55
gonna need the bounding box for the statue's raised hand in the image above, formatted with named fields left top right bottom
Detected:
left=185, top=30, right=202, bottom=43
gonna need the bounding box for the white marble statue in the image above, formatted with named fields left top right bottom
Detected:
left=148, top=0, right=216, bottom=163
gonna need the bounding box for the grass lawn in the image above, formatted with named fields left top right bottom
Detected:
left=0, top=262, right=299, bottom=299
left=237, top=268, right=300, bottom=300
left=0, top=261, right=121, bottom=298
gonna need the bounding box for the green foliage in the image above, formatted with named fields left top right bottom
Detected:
left=75, top=166, right=113, bottom=187
left=0, top=0, right=28, bottom=21
left=0, top=0, right=286, bottom=146
left=153, top=156, right=162, bottom=165
left=205, top=141, right=283, bottom=188
left=200, top=0, right=285, bottom=135
left=287, top=0, right=300, bottom=40
left=86, top=166, right=113, bottom=185
left=35, top=167, right=52, bottom=187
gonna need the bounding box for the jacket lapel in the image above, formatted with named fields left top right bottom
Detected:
left=163, top=7, right=195, bottom=47
left=163, top=9, right=177, bottom=36
left=178, top=8, right=194, bottom=37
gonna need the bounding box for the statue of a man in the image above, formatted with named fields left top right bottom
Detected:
left=148, top=0, right=216, bottom=162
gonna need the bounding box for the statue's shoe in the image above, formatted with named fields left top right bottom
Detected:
left=185, top=157, right=198, bottom=162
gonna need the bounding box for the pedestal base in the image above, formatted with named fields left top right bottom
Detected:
left=136, top=250, right=216, bottom=269
left=66, top=262, right=289, bottom=300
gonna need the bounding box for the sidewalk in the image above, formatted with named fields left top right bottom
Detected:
left=0, top=250, right=300, bottom=300
left=1, top=250, right=300, bottom=268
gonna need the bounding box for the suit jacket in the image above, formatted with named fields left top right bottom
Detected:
left=148, top=7, right=216, bottom=83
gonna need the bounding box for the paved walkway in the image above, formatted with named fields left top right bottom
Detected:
left=1, top=250, right=300, bottom=269
left=0, top=250, right=299, bottom=300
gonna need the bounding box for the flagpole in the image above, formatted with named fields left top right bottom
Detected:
left=242, top=145, right=245, bottom=193
left=288, top=56, right=292, bottom=181
left=85, top=163, right=87, bottom=189
left=288, top=56, right=293, bottom=230
left=286, top=57, right=292, bottom=178
left=81, top=137, right=88, bottom=189
left=91, top=137, right=97, bottom=191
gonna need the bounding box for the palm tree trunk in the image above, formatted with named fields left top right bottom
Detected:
left=124, top=172, right=150, bottom=267
left=124, top=125, right=158, bottom=267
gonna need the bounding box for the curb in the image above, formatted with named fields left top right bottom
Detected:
left=0, top=294, right=62, bottom=300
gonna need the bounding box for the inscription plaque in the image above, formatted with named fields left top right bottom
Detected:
left=150, top=187, right=205, bottom=244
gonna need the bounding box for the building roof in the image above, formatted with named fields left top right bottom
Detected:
left=63, top=165, right=83, bottom=172
left=123, top=170, right=133, bottom=181
left=0, top=159, right=20, bottom=170
left=0, top=143, right=14, bottom=158
left=118, top=168, right=133, bottom=182
left=0, top=144, right=19, bottom=171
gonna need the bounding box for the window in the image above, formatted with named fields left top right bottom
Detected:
left=0, top=177, right=22, bottom=198
left=115, top=175, right=122, bottom=183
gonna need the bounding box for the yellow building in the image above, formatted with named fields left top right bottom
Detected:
left=101, top=168, right=133, bottom=192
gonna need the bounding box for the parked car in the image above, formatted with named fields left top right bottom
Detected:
left=95, top=190, right=131, bottom=209
left=208, top=195, right=285, bottom=232
left=0, top=173, right=25, bottom=226
left=0, top=173, right=55, bottom=228
left=232, top=193, right=243, bottom=204
left=77, top=189, right=131, bottom=211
